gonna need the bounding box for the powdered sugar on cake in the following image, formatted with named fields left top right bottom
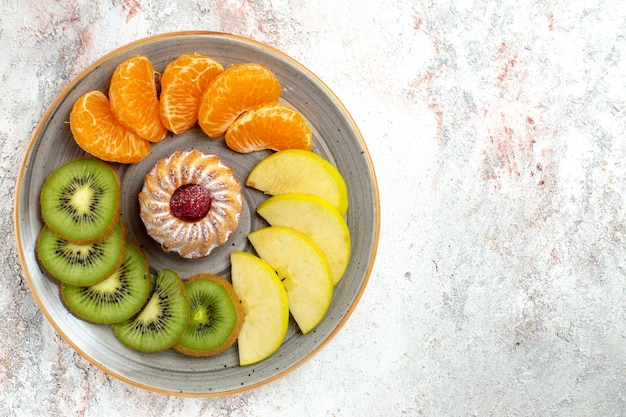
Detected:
left=138, top=149, right=243, bottom=259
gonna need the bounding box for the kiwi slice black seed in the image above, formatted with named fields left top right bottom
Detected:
left=40, top=158, right=120, bottom=244
left=60, top=241, right=151, bottom=324
left=113, top=269, right=190, bottom=353
left=173, top=274, right=244, bottom=357
left=37, top=220, right=126, bottom=286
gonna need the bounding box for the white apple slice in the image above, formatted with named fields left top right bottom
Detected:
left=230, top=251, right=289, bottom=366
left=256, top=193, right=351, bottom=286
left=245, top=149, right=349, bottom=215
left=248, top=226, right=333, bottom=334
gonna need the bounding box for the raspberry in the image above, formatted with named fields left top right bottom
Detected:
left=170, top=184, right=211, bottom=222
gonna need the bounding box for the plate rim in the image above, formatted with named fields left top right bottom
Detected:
left=13, top=30, right=380, bottom=397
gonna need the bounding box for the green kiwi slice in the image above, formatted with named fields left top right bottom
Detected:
left=40, top=158, right=120, bottom=244
left=113, top=269, right=190, bottom=353
left=173, top=274, right=244, bottom=357
left=37, top=220, right=126, bottom=286
left=60, top=241, right=151, bottom=324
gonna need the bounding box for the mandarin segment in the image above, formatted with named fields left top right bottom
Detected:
left=69, top=90, right=151, bottom=164
left=198, top=62, right=283, bottom=138
left=109, top=55, right=168, bottom=142
left=224, top=102, right=312, bottom=153
left=159, top=53, right=224, bottom=134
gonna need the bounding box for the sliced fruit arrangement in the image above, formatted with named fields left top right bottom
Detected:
left=37, top=158, right=127, bottom=284
left=35, top=152, right=350, bottom=361
left=234, top=150, right=350, bottom=355
left=41, top=53, right=353, bottom=364
left=69, top=54, right=313, bottom=162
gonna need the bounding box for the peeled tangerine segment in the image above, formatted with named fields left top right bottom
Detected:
left=70, top=90, right=151, bottom=164
left=248, top=226, right=333, bottom=335
left=224, top=102, right=312, bottom=153
left=231, top=252, right=289, bottom=365
left=159, top=53, right=224, bottom=134
left=109, top=55, right=168, bottom=142
left=256, top=193, right=351, bottom=286
left=198, top=62, right=282, bottom=138
left=246, top=149, right=349, bottom=216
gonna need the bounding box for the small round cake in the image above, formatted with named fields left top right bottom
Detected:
left=138, top=149, right=243, bottom=259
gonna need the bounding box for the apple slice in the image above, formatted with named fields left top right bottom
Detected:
left=256, top=193, right=351, bottom=286
left=245, top=149, right=349, bottom=215
left=248, top=226, right=333, bottom=334
left=230, top=251, right=289, bottom=366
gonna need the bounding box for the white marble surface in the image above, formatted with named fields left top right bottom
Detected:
left=3, top=1, right=626, bottom=415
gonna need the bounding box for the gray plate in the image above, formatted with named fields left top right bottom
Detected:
left=14, top=32, right=379, bottom=396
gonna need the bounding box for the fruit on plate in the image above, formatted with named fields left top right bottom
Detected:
left=173, top=274, right=244, bottom=356
left=246, top=149, right=349, bottom=216
left=40, top=158, right=121, bottom=244
left=159, top=53, right=224, bottom=134
left=256, top=193, right=351, bottom=286
left=37, top=220, right=126, bottom=286
left=230, top=251, right=289, bottom=365
left=248, top=226, right=333, bottom=334
left=69, top=90, right=151, bottom=164
left=224, top=102, right=312, bottom=153
left=113, top=269, right=190, bottom=353
left=198, top=62, right=282, bottom=138
left=109, top=55, right=168, bottom=142
left=60, top=241, right=151, bottom=324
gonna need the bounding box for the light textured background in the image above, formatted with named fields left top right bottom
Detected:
left=2, top=1, right=626, bottom=416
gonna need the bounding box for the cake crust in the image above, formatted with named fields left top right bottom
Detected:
left=138, top=150, right=243, bottom=259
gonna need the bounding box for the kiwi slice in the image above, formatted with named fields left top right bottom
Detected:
left=173, top=274, right=244, bottom=357
left=113, top=269, right=190, bottom=353
left=37, top=220, right=126, bottom=286
left=40, top=158, right=120, bottom=244
left=60, top=241, right=151, bottom=324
